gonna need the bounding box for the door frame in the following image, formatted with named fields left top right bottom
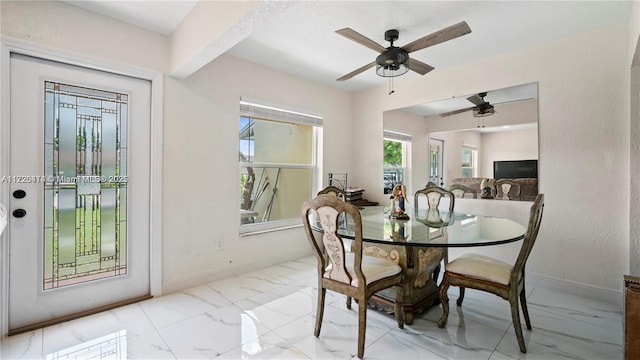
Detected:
left=0, top=38, right=164, bottom=337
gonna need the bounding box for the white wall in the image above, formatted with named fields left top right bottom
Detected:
left=0, top=1, right=169, bottom=72
left=0, top=1, right=353, bottom=294
left=479, top=128, right=539, bottom=179
left=628, top=0, right=640, bottom=279
left=352, top=23, right=630, bottom=294
left=1, top=0, right=637, bottom=303
left=383, top=109, right=425, bottom=197
left=429, top=130, right=482, bottom=183
left=162, top=54, right=352, bottom=290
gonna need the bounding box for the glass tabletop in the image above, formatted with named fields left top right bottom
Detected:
left=309, top=206, right=526, bottom=248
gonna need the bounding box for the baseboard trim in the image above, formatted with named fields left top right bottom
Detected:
left=7, top=294, right=152, bottom=336
left=162, top=250, right=313, bottom=295
left=527, top=272, right=624, bottom=309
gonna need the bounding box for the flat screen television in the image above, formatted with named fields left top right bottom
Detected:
left=493, top=160, right=538, bottom=179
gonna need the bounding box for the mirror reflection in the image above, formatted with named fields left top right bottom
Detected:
left=384, top=82, right=538, bottom=201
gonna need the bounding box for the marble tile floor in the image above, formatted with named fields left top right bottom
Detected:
left=1, top=256, right=623, bottom=359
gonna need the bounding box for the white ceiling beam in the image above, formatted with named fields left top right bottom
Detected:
left=169, top=0, right=290, bottom=79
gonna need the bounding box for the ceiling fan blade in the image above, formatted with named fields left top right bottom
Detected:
left=407, top=58, right=435, bottom=75
left=439, top=107, right=473, bottom=117
left=466, top=93, right=485, bottom=106
left=337, top=62, right=376, bottom=81
left=336, top=28, right=387, bottom=53
left=402, top=21, right=472, bottom=53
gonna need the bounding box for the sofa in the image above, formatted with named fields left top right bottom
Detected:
left=449, top=177, right=538, bottom=201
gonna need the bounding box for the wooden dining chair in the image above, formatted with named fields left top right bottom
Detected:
left=302, top=194, right=405, bottom=359
left=438, top=194, right=544, bottom=353
left=414, top=185, right=455, bottom=276
left=495, top=179, right=521, bottom=200
left=414, top=185, right=455, bottom=213
left=449, top=184, right=477, bottom=199
left=317, top=185, right=346, bottom=201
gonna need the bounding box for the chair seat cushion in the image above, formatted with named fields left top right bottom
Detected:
left=445, top=253, right=512, bottom=285
left=325, top=253, right=402, bottom=287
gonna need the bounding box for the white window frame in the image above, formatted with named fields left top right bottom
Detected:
left=461, top=145, right=478, bottom=178
left=383, top=130, right=411, bottom=194
left=239, top=99, right=322, bottom=235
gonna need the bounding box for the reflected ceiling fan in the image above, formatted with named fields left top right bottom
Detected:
left=440, top=92, right=496, bottom=118
left=335, top=21, right=472, bottom=81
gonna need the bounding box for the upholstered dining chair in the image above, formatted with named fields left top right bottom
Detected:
left=302, top=194, right=405, bottom=359
left=495, top=179, right=521, bottom=200
left=318, top=185, right=351, bottom=251
left=449, top=184, right=477, bottom=199
left=438, top=194, right=544, bottom=353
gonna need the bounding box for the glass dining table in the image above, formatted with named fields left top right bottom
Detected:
left=309, top=206, right=526, bottom=324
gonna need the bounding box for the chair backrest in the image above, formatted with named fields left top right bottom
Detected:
left=449, top=184, right=477, bottom=199
left=317, top=185, right=346, bottom=201
left=511, top=194, right=544, bottom=282
left=302, top=194, right=364, bottom=287
left=495, top=179, right=521, bottom=200
left=414, top=185, right=455, bottom=212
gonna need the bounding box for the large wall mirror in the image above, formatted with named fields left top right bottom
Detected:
left=383, top=82, right=538, bottom=200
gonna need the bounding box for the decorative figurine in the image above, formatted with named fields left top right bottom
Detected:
left=389, top=184, right=410, bottom=220
left=480, top=178, right=495, bottom=199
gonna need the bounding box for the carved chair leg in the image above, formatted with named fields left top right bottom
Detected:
left=314, top=287, right=326, bottom=337
left=457, top=287, right=466, bottom=306
left=394, top=285, right=405, bottom=329
left=520, top=287, right=532, bottom=330
left=520, top=275, right=532, bottom=330
left=437, top=273, right=451, bottom=328
left=357, top=298, right=367, bottom=359
left=510, top=294, right=527, bottom=353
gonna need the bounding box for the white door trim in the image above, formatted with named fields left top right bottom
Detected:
left=0, top=37, right=164, bottom=337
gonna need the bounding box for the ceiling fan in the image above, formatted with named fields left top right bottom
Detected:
left=335, top=21, right=472, bottom=81
left=440, top=92, right=496, bottom=118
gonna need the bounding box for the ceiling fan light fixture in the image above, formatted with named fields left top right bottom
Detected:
left=473, top=106, right=495, bottom=117
left=376, top=63, right=409, bottom=77
left=375, top=47, right=409, bottom=77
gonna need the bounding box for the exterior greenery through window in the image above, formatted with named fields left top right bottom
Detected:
left=239, top=101, right=321, bottom=230
left=383, top=138, right=406, bottom=194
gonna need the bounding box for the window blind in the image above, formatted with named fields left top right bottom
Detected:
left=240, top=98, right=322, bottom=126
left=384, top=129, right=411, bottom=142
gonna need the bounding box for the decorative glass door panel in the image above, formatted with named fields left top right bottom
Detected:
left=8, top=54, right=150, bottom=332
left=43, top=82, right=129, bottom=290
left=429, top=138, right=444, bottom=186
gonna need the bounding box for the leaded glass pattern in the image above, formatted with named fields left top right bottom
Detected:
left=43, top=82, right=128, bottom=290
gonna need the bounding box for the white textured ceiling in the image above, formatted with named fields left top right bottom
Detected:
left=61, top=0, right=198, bottom=35
left=63, top=0, right=631, bottom=95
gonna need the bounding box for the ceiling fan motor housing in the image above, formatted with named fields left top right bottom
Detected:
left=376, top=47, right=409, bottom=69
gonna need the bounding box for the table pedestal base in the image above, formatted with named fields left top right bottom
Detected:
left=363, top=244, right=444, bottom=325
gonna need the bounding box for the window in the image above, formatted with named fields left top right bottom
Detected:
left=383, top=130, right=410, bottom=194
left=239, top=100, right=321, bottom=232
left=461, top=145, right=478, bottom=178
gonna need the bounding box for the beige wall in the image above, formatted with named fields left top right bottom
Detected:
left=628, top=0, right=640, bottom=278
left=352, top=23, right=630, bottom=294
left=480, top=128, right=539, bottom=179
left=0, top=1, right=353, bottom=293
left=1, top=0, right=637, bottom=301
left=162, top=54, right=352, bottom=290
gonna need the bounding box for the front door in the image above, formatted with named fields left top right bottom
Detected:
left=7, top=54, right=151, bottom=333
left=429, top=138, right=444, bottom=186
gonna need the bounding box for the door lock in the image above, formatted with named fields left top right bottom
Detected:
left=12, top=209, right=26, bottom=218
left=13, top=189, right=26, bottom=199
